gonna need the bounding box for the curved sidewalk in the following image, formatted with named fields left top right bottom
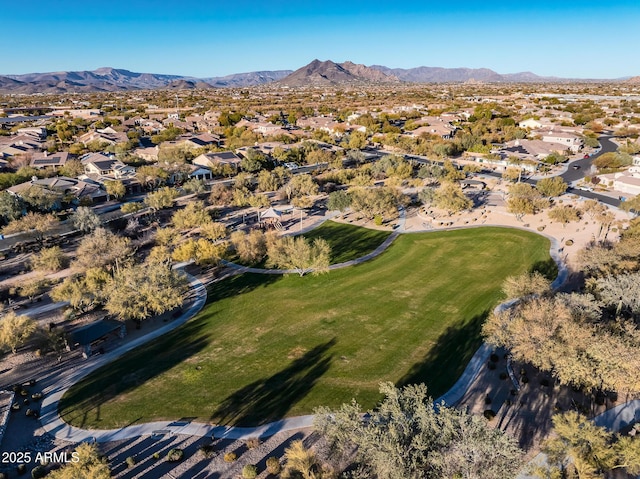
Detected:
left=39, top=272, right=208, bottom=442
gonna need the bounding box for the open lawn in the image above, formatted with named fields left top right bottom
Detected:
left=60, top=227, right=554, bottom=428
left=301, top=220, right=391, bottom=264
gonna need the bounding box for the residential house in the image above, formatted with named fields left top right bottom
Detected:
left=79, top=152, right=141, bottom=195
left=29, top=151, right=70, bottom=170
left=166, top=164, right=213, bottom=184
left=406, top=116, right=457, bottom=139
left=80, top=153, right=136, bottom=179
left=77, top=129, right=128, bottom=146
left=518, top=118, right=544, bottom=129
left=596, top=167, right=640, bottom=196
left=193, top=151, right=242, bottom=170
left=186, top=165, right=213, bottom=181
left=17, top=127, right=47, bottom=140
left=0, top=134, right=43, bottom=159
left=499, top=139, right=569, bottom=162
left=177, top=133, right=221, bottom=150
left=255, top=122, right=289, bottom=136
left=537, top=129, right=583, bottom=153
left=7, top=176, right=107, bottom=205
left=297, top=116, right=344, bottom=135
left=133, top=145, right=160, bottom=162
left=162, top=118, right=195, bottom=132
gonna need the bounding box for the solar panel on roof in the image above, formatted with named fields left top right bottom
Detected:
left=33, top=158, right=61, bottom=165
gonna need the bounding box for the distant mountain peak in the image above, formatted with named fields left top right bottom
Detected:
left=278, top=59, right=399, bottom=86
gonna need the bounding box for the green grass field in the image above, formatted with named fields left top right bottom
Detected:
left=302, top=220, right=391, bottom=263
left=59, top=226, right=553, bottom=429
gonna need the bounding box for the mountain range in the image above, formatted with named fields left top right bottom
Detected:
left=0, top=61, right=625, bottom=94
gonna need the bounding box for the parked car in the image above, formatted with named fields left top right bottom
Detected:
left=572, top=165, right=581, bottom=169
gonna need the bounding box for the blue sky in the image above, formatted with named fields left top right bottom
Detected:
left=3, top=0, right=640, bottom=79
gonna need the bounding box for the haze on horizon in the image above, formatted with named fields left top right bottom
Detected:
left=4, top=0, right=640, bottom=79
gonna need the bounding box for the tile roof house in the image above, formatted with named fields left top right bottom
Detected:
left=77, top=130, right=128, bottom=146
left=133, top=146, right=160, bottom=162
left=500, top=139, right=569, bottom=161
left=193, top=151, right=242, bottom=169
left=406, top=116, right=457, bottom=139
left=80, top=153, right=136, bottom=179
left=0, top=134, right=44, bottom=158
left=537, top=129, right=584, bottom=153
left=7, top=176, right=107, bottom=204
left=29, top=151, right=70, bottom=170
left=177, top=133, right=221, bottom=149
left=596, top=167, right=640, bottom=196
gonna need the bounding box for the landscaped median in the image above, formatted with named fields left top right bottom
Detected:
left=58, top=226, right=554, bottom=429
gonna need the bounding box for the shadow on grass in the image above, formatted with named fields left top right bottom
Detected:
left=303, top=222, right=391, bottom=264
left=396, top=311, right=488, bottom=398
left=211, top=339, right=336, bottom=426
left=59, top=317, right=211, bottom=428
left=207, top=272, right=280, bottom=302
left=529, top=258, right=558, bottom=281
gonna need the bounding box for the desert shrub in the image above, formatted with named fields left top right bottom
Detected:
left=121, top=202, right=144, bottom=214
left=125, top=456, right=136, bottom=468
left=199, top=443, right=215, bottom=458
left=152, top=452, right=160, bottom=460
left=484, top=409, right=496, bottom=420
left=17, top=463, right=27, bottom=474
left=266, top=456, right=281, bottom=474
left=565, top=239, right=574, bottom=246
left=490, top=353, right=499, bottom=363
left=166, top=448, right=183, bottom=462
left=31, top=465, right=46, bottom=479
left=374, top=215, right=383, bottom=226
left=242, top=464, right=258, bottom=479
left=245, top=437, right=260, bottom=449
left=223, top=452, right=237, bottom=463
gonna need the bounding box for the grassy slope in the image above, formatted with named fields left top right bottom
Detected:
left=60, top=227, right=552, bottom=428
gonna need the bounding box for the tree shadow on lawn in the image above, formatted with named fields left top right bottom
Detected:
left=210, top=339, right=336, bottom=427
left=207, top=272, right=280, bottom=302
left=395, top=311, right=488, bottom=399
left=529, top=258, right=558, bottom=281
left=304, top=226, right=391, bottom=264
left=59, top=318, right=211, bottom=428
